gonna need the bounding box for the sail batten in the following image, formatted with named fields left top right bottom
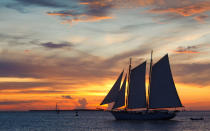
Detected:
left=112, top=75, right=127, bottom=109
left=149, top=54, right=182, bottom=108
left=100, top=71, right=124, bottom=105
left=127, top=61, right=147, bottom=109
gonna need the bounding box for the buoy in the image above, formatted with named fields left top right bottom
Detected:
left=190, top=117, right=204, bottom=120
left=75, top=111, right=78, bottom=116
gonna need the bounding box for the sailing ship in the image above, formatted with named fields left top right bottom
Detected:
left=100, top=51, right=183, bottom=120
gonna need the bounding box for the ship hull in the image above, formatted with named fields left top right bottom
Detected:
left=111, top=110, right=176, bottom=120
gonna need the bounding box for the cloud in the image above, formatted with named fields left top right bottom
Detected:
left=0, top=33, right=74, bottom=50
left=41, top=42, right=73, bottom=49
left=4, top=0, right=71, bottom=13
left=0, top=40, right=153, bottom=81
left=62, top=95, right=72, bottom=99
left=0, top=100, right=41, bottom=105
left=146, top=1, right=210, bottom=22
left=15, top=0, right=201, bottom=25
left=194, top=15, right=208, bottom=22
left=0, top=60, right=45, bottom=78
left=79, top=0, right=164, bottom=9
left=0, top=51, right=105, bottom=79
left=149, top=2, right=210, bottom=17
left=46, top=0, right=115, bottom=24
left=172, top=62, right=210, bottom=86
left=0, top=82, right=54, bottom=90
left=48, top=11, right=113, bottom=24
left=0, top=48, right=117, bottom=93
left=0, top=39, right=209, bottom=94
left=4, top=0, right=210, bottom=23
left=76, top=98, right=88, bottom=109
left=14, top=0, right=67, bottom=7
left=47, top=9, right=113, bottom=25
left=18, top=90, right=69, bottom=94
left=173, top=46, right=200, bottom=54
left=16, top=0, right=66, bottom=7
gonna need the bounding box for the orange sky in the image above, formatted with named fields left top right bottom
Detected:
left=0, top=75, right=210, bottom=111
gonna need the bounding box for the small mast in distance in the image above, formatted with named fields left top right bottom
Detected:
left=56, top=102, right=60, bottom=114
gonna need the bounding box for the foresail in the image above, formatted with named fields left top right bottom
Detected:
left=149, top=54, right=182, bottom=108
left=127, top=61, right=147, bottom=109
left=100, top=71, right=124, bottom=105
left=112, top=75, right=127, bottom=109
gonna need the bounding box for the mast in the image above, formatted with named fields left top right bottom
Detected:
left=56, top=103, right=58, bottom=110
left=147, top=50, right=153, bottom=110
left=56, top=102, right=60, bottom=114
left=125, top=58, right=132, bottom=110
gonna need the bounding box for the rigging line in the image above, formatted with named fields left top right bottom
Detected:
left=147, top=50, right=153, bottom=110
left=125, top=58, right=132, bottom=110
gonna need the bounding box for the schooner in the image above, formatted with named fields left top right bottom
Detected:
left=100, top=51, right=183, bottom=120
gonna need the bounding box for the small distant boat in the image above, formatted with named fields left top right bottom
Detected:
left=100, top=51, right=183, bottom=120
left=56, top=103, right=60, bottom=114
left=190, top=118, right=204, bottom=120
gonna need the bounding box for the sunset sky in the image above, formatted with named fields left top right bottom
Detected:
left=0, top=0, right=210, bottom=111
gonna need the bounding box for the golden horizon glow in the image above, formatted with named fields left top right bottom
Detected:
left=1, top=76, right=210, bottom=111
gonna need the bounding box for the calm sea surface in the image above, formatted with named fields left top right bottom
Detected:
left=0, top=111, right=209, bottom=131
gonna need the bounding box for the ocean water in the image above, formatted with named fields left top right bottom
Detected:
left=0, top=111, right=209, bottom=131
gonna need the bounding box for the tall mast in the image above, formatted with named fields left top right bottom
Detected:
left=56, top=103, right=58, bottom=110
left=147, top=50, right=153, bottom=110
left=56, top=102, right=60, bottom=114
left=125, top=58, right=132, bottom=110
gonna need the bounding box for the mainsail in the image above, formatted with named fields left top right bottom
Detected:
left=127, top=61, right=147, bottom=109
left=112, top=75, right=127, bottom=109
left=100, top=71, right=124, bottom=105
left=149, top=54, right=182, bottom=108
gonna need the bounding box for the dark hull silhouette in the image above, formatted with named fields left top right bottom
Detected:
left=190, top=118, right=204, bottom=120
left=111, top=110, right=176, bottom=120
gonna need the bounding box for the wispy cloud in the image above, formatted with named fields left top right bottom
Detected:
left=0, top=82, right=54, bottom=90
left=47, top=11, right=113, bottom=25
left=173, top=62, right=210, bottom=86
left=46, top=0, right=115, bottom=24
left=149, top=2, right=210, bottom=17
left=173, top=46, right=200, bottom=54
left=62, top=95, right=72, bottom=99
left=0, top=100, right=41, bottom=105
left=4, top=0, right=210, bottom=23
left=41, top=42, right=73, bottom=49
left=194, top=15, right=208, bottom=23
left=14, top=0, right=67, bottom=7
left=18, top=90, right=70, bottom=94
left=47, top=1, right=114, bottom=25
left=5, top=0, right=71, bottom=13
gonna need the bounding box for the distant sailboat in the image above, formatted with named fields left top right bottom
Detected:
left=100, top=51, right=183, bottom=120
left=56, top=103, right=60, bottom=114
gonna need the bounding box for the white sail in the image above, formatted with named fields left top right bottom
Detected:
left=112, top=75, right=127, bottom=109
left=127, top=61, right=147, bottom=109
left=100, top=71, right=124, bottom=105
left=149, top=54, right=182, bottom=108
